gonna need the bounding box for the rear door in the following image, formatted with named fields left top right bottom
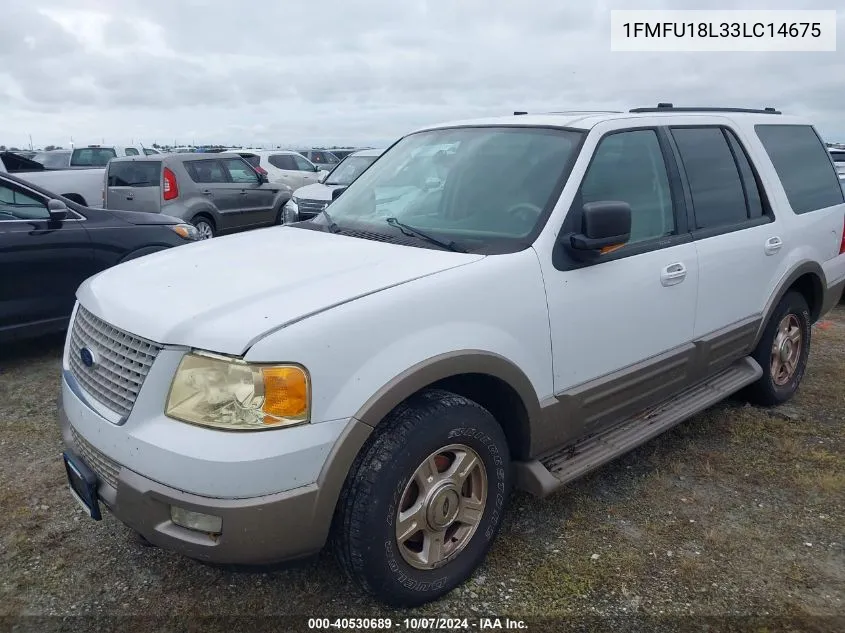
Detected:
left=105, top=160, right=162, bottom=213
left=220, top=157, right=275, bottom=226
left=672, top=125, right=783, bottom=344
left=293, top=153, right=321, bottom=186
left=183, top=159, right=242, bottom=229
left=0, top=180, right=94, bottom=336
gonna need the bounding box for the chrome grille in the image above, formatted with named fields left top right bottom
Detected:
left=68, top=306, right=162, bottom=419
left=297, top=198, right=328, bottom=218
left=70, top=426, right=121, bottom=489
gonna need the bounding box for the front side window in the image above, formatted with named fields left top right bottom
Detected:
left=319, top=126, right=584, bottom=253
left=579, top=129, right=675, bottom=244
left=0, top=184, right=48, bottom=220
left=756, top=125, right=844, bottom=214
left=223, top=158, right=259, bottom=184
left=325, top=155, right=379, bottom=186
left=672, top=127, right=748, bottom=229
left=293, top=154, right=316, bottom=172
left=71, top=148, right=117, bottom=167
left=184, top=159, right=227, bottom=183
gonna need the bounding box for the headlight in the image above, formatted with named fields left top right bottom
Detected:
left=171, top=223, right=200, bottom=241
left=290, top=196, right=300, bottom=206
left=165, top=352, right=309, bottom=430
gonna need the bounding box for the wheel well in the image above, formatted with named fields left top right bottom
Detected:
left=62, top=193, right=86, bottom=206
left=429, top=373, right=531, bottom=460
left=788, top=273, right=824, bottom=322
left=191, top=212, right=215, bottom=228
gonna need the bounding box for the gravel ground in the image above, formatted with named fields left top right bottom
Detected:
left=1, top=305, right=843, bottom=633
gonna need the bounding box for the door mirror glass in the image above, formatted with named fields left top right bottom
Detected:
left=318, top=171, right=328, bottom=183
left=47, top=198, right=69, bottom=221
left=568, top=201, right=631, bottom=252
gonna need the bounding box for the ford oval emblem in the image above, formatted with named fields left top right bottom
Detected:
left=79, top=347, right=97, bottom=369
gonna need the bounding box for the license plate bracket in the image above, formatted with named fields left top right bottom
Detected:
left=63, top=451, right=102, bottom=521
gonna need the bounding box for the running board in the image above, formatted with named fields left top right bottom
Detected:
left=514, top=357, right=762, bottom=497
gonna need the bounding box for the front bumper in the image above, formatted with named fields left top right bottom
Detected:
left=57, top=389, right=371, bottom=565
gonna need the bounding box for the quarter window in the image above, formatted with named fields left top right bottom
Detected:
left=580, top=129, right=675, bottom=243
left=124, top=148, right=140, bottom=156
left=756, top=124, right=844, bottom=214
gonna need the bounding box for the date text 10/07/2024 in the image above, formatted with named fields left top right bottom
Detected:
left=307, top=617, right=529, bottom=630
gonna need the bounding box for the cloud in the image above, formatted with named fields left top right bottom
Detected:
left=0, top=0, right=842, bottom=148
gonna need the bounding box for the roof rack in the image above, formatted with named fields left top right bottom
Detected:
left=630, top=103, right=781, bottom=115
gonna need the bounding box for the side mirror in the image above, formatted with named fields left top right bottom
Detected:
left=47, top=198, right=69, bottom=221
left=258, top=172, right=269, bottom=184
left=567, top=201, right=631, bottom=253
left=331, top=186, right=348, bottom=201
left=318, top=171, right=328, bottom=183
left=313, top=164, right=321, bottom=172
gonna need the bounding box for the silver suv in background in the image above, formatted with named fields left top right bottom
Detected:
left=291, top=149, right=341, bottom=172
left=104, top=153, right=292, bottom=239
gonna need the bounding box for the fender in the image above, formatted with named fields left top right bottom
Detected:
left=118, top=244, right=172, bottom=264
left=754, top=261, right=826, bottom=347
left=353, top=349, right=541, bottom=436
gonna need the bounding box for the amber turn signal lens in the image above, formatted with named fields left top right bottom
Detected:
left=261, top=366, right=309, bottom=422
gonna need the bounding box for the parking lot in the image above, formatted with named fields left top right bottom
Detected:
left=1, top=303, right=842, bottom=631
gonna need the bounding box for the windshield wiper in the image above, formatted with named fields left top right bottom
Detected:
left=385, top=217, right=467, bottom=253
left=319, top=207, right=340, bottom=233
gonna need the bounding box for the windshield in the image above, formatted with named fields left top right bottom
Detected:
left=318, top=127, right=584, bottom=253
left=326, top=155, right=379, bottom=186
left=34, top=151, right=71, bottom=169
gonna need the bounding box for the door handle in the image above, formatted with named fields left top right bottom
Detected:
left=764, top=236, right=783, bottom=255
left=201, top=189, right=213, bottom=196
left=239, top=190, right=248, bottom=195
left=660, top=262, right=687, bottom=287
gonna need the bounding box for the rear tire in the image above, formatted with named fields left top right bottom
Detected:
left=191, top=216, right=215, bottom=240
left=332, top=389, right=511, bottom=607
left=744, top=291, right=811, bottom=406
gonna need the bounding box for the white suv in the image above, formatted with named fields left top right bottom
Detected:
left=58, top=106, right=845, bottom=607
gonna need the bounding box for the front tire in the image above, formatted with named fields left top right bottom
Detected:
left=191, top=216, right=215, bottom=240
left=745, top=291, right=811, bottom=406
left=333, top=389, right=511, bottom=607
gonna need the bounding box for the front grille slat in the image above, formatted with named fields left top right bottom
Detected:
left=67, top=306, right=162, bottom=419
left=297, top=198, right=328, bottom=218
left=70, top=426, right=121, bottom=489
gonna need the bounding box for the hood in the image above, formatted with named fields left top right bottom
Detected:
left=104, top=209, right=182, bottom=226
left=293, top=182, right=340, bottom=201
left=77, top=226, right=483, bottom=355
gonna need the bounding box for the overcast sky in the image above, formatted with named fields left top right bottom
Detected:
left=0, top=0, right=842, bottom=149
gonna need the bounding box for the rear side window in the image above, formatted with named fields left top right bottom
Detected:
left=107, top=161, right=161, bottom=187
left=830, top=151, right=845, bottom=163
left=268, top=154, right=297, bottom=170
left=143, top=148, right=159, bottom=156
left=756, top=125, right=844, bottom=214
left=124, top=148, right=140, bottom=156
left=672, top=127, right=749, bottom=229
left=71, top=148, right=117, bottom=167
left=184, top=159, right=228, bottom=183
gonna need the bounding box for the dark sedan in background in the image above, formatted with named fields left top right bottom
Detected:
left=0, top=171, right=198, bottom=343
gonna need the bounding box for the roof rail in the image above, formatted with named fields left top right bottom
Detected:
left=512, top=110, right=623, bottom=116
left=630, top=103, right=781, bottom=115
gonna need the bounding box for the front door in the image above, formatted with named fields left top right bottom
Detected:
left=539, top=126, right=699, bottom=448
left=220, top=157, right=275, bottom=226
left=0, top=181, right=94, bottom=337
left=293, top=154, right=321, bottom=186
